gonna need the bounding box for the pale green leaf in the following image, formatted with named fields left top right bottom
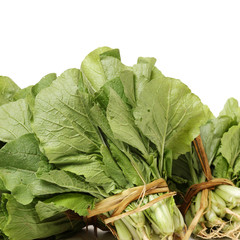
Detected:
left=0, top=76, right=20, bottom=105
left=200, top=116, right=235, bottom=165
left=100, top=49, right=129, bottom=81
left=13, top=86, right=32, bottom=101
left=14, top=73, right=57, bottom=110
left=37, top=169, right=104, bottom=198
left=33, top=68, right=101, bottom=161
left=219, top=98, right=240, bottom=122
left=81, top=47, right=112, bottom=92
left=133, top=57, right=156, bottom=100
left=107, top=89, right=148, bottom=155
left=32, top=73, right=57, bottom=97
left=134, top=77, right=211, bottom=162
left=45, top=193, right=95, bottom=217
left=0, top=99, right=32, bottom=142
left=120, top=70, right=136, bottom=107
left=50, top=154, right=116, bottom=194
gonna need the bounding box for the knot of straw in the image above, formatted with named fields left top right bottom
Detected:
left=180, top=178, right=233, bottom=216
left=87, top=178, right=176, bottom=224
left=181, top=136, right=234, bottom=240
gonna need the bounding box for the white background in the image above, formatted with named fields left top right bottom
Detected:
left=0, top=1, right=239, bottom=239
left=1, top=0, right=240, bottom=116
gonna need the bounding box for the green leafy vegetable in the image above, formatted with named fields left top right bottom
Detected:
left=219, top=98, right=240, bottom=122
left=173, top=98, right=240, bottom=238
left=44, top=193, right=95, bottom=216
left=0, top=99, right=32, bottom=142
left=107, top=89, right=148, bottom=156
left=134, top=76, right=211, bottom=173
left=0, top=134, right=70, bottom=205
left=0, top=76, right=20, bottom=105
left=81, top=47, right=112, bottom=92
left=0, top=47, right=218, bottom=240
left=33, top=68, right=101, bottom=161
left=1, top=194, right=82, bottom=240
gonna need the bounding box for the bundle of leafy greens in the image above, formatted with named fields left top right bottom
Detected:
left=0, top=75, right=87, bottom=240
left=0, top=47, right=210, bottom=240
left=173, top=98, right=240, bottom=239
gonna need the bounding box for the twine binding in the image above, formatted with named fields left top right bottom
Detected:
left=182, top=135, right=235, bottom=240
left=65, top=178, right=175, bottom=239
left=87, top=178, right=175, bottom=224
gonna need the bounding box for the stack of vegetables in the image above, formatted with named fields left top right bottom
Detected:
left=173, top=98, right=240, bottom=239
left=1, top=46, right=238, bottom=240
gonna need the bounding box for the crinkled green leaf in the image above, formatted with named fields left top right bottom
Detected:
left=50, top=154, right=116, bottom=194
left=0, top=134, right=69, bottom=205
left=0, top=76, right=20, bottom=105
left=81, top=47, right=112, bottom=92
left=107, top=89, right=147, bottom=155
left=134, top=77, right=211, bottom=162
left=37, top=169, right=104, bottom=198
left=0, top=99, right=32, bottom=142
left=2, top=194, right=80, bottom=240
left=45, top=193, right=95, bottom=217
left=33, top=68, right=101, bottom=161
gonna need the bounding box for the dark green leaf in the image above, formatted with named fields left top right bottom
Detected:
left=0, top=134, right=69, bottom=205
left=2, top=194, right=80, bottom=240
left=212, top=155, right=230, bottom=179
